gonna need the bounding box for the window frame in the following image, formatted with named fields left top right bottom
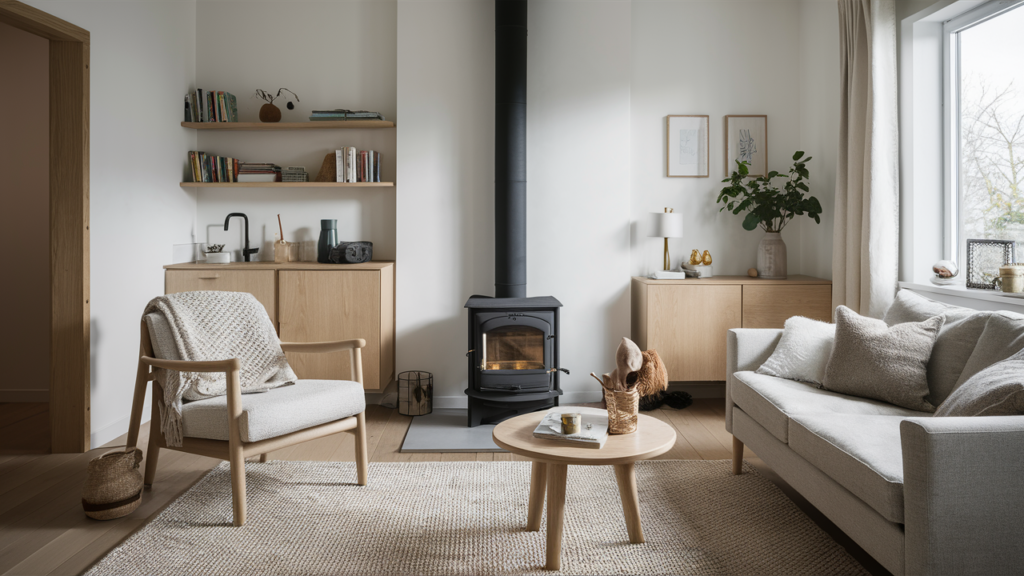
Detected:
left=942, top=0, right=1024, bottom=265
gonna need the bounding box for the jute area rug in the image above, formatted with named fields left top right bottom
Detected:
left=87, top=460, right=867, bottom=576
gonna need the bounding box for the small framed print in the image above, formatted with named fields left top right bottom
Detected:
left=666, top=115, right=709, bottom=177
left=725, top=115, right=767, bottom=177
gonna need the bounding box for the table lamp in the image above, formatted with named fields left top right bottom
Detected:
left=648, top=208, right=685, bottom=271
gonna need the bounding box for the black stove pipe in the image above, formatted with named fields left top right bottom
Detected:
left=494, top=0, right=527, bottom=299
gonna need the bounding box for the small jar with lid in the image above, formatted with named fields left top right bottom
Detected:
left=996, top=263, right=1024, bottom=293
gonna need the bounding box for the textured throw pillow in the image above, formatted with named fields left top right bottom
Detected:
left=757, top=316, right=835, bottom=385
left=936, top=351, right=1024, bottom=416
left=953, top=311, right=1024, bottom=389
left=822, top=306, right=943, bottom=412
left=883, top=289, right=990, bottom=406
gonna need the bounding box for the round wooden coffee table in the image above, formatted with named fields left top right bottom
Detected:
left=492, top=411, right=677, bottom=570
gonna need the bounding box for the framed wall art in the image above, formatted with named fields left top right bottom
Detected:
left=666, top=115, right=709, bottom=177
left=725, top=115, right=767, bottom=177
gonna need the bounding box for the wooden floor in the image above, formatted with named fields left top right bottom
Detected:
left=0, top=399, right=888, bottom=576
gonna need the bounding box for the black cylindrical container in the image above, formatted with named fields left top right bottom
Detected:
left=317, top=219, right=338, bottom=263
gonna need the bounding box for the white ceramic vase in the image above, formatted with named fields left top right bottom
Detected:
left=757, top=232, right=787, bottom=279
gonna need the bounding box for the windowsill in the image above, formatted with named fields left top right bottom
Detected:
left=900, top=281, right=1024, bottom=307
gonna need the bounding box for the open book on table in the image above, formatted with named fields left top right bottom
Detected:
left=533, top=407, right=609, bottom=449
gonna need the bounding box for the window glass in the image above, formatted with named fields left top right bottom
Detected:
left=957, top=4, right=1024, bottom=261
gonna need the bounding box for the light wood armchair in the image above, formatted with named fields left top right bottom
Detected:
left=126, top=320, right=369, bottom=526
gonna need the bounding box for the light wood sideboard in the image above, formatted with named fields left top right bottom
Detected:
left=631, top=275, right=832, bottom=382
left=165, top=261, right=395, bottom=390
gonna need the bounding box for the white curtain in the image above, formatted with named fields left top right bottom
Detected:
left=833, top=0, right=899, bottom=318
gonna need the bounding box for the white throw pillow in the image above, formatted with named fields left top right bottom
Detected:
left=756, top=316, right=836, bottom=385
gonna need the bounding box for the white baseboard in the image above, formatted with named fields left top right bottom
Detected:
left=0, top=389, right=49, bottom=403
left=432, top=390, right=603, bottom=410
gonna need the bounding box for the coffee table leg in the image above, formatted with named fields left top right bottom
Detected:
left=614, top=462, right=645, bottom=544
left=545, top=463, right=568, bottom=570
left=527, top=461, right=547, bottom=531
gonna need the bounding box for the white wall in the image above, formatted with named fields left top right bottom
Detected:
left=396, top=0, right=497, bottom=405
left=629, top=1, right=807, bottom=277
left=527, top=1, right=632, bottom=399
left=25, top=0, right=199, bottom=447
left=797, top=0, right=840, bottom=279
left=194, top=1, right=397, bottom=262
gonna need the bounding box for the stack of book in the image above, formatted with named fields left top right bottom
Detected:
left=189, top=152, right=240, bottom=183
left=335, top=148, right=382, bottom=183
left=185, top=89, right=239, bottom=123
left=237, top=163, right=282, bottom=183
left=282, top=166, right=308, bottom=183
left=310, top=109, right=386, bottom=122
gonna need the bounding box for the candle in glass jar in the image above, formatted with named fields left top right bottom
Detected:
left=560, top=413, right=581, bottom=435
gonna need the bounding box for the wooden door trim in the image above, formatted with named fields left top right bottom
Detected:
left=1, top=0, right=91, bottom=453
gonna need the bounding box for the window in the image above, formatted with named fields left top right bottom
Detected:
left=947, top=1, right=1024, bottom=264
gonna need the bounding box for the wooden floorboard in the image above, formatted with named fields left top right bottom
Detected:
left=0, top=404, right=889, bottom=576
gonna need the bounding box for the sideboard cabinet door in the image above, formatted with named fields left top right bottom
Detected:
left=742, top=284, right=832, bottom=328
left=647, top=285, right=742, bottom=381
left=165, top=270, right=277, bottom=324
left=279, top=270, right=391, bottom=390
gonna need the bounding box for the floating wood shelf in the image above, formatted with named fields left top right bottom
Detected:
left=181, top=120, right=394, bottom=130
left=180, top=182, right=394, bottom=188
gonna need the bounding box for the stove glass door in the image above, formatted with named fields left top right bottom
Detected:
left=482, top=325, right=545, bottom=371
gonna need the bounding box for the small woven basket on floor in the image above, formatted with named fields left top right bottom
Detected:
left=82, top=448, right=144, bottom=520
left=604, top=388, right=639, bottom=434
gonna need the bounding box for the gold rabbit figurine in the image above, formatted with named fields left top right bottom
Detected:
left=702, top=250, right=712, bottom=265
left=689, top=250, right=703, bottom=266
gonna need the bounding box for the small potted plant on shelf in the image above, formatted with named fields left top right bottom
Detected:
left=716, top=151, right=821, bottom=279
left=252, top=88, right=300, bottom=123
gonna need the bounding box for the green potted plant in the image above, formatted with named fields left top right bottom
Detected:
left=716, top=151, right=822, bottom=279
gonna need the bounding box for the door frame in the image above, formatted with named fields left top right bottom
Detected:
left=0, top=0, right=90, bottom=452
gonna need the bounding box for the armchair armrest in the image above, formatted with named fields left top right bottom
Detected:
left=901, top=416, right=1024, bottom=575
left=141, top=356, right=240, bottom=374
left=725, top=328, right=782, bottom=432
left=279, top=338, right=367, bottom=354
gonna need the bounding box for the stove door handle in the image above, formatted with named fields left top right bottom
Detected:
left=548, top=368, right=570, bottom=375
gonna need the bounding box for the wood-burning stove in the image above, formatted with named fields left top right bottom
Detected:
left=465, top=296, right=566, bottom=427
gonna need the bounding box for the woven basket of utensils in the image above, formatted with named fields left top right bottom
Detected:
left=604, top=387, right=639, bottom=434
left=82, top=448, right=144, bottom=520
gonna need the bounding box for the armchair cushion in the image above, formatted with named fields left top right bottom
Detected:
left=180, top=379, right=366, bottom=442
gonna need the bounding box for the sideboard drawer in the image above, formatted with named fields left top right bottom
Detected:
left=742, top=284, right=832, bottom=328
left=165, top=269, right=277, bottom=324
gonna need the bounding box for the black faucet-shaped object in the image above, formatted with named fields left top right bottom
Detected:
left=224, top=213, right=259, bottom=262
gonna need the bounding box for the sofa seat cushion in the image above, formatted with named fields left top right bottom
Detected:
left=180, top=379, right=365, bottom=442
left=732, top=371, right=926, bottom=443
left=789, top=414, right=906, bottom=523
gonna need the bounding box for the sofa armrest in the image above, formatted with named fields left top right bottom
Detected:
left=725, top=328, right=782, bottom=432
left=901, top=416, right=1024, bottom=576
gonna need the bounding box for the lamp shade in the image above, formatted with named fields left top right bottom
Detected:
left=648, top=211, right=685, bottom=238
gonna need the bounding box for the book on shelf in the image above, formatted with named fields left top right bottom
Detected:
left=310, top=109, right=386, bottom=121
left=184, top=89, right=238, bottom=122
left=334, top=148, right=382, bottom=183
left=188, top=151, right=246, bottom=182
left=532, top=407, right=609, bottom=449
left=237, top=162, right=282, bottom=182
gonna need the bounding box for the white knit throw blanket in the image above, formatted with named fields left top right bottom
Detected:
left=144, top=291, right=297, bottom=447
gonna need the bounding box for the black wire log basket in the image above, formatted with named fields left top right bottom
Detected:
left=398, top=371, right=433, bottom=416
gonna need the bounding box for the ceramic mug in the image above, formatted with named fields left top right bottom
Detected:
left=995, top=275, right=1024, bottom=293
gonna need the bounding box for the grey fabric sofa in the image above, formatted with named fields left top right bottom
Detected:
left=725, top=289, right=1024, bottom=576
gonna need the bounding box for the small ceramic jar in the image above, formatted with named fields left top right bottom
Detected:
left=996, top=264, right=1024, bottom=293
